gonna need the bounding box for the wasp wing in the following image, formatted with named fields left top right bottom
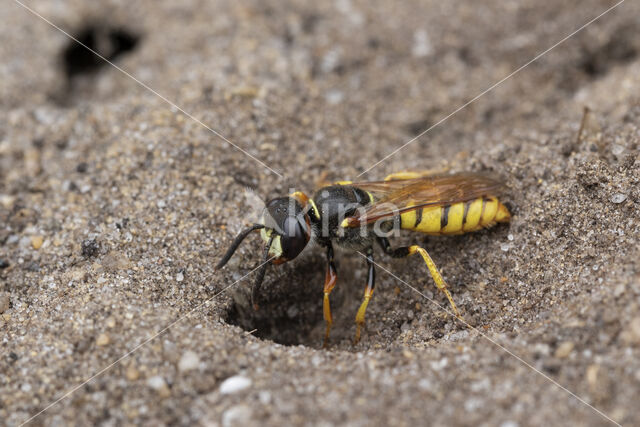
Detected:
left=344, top=172, right=506, bottom=227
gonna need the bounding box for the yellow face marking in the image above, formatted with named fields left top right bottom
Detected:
left=260, top=228, right=283, bottom=258
left=260, top=227, right=270, bottom=240
left=270, top=235, right=283, bottom=258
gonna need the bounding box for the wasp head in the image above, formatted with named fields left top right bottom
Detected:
left=260, top=196, right=311, bottom=264
left=215, top=195, right=311, bottom=310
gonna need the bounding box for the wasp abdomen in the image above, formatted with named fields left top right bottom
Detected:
left=399, top=196, right=510, bottom=235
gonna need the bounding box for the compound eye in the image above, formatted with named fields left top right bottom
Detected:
left=280, top=216, right=309, bottom=260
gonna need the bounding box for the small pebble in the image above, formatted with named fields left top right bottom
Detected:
left=418, top=378, right=433, bottom=391
left=0, top=259, right=9, bottom=269
left=613, top=284, right=626, bottom=298
left=176, top=271, right=184, bottom=282
left=126, top=365, right=140, bottom=381
left=229, top=86, right=259, bottom=98
left=610, top=193, right=627, bottom=204
left=586, top=364, right=600, bottom=388
left=178, top=351, right=200, bottom=372
left=0, top=293, right=9, bottom=313
left=258, top=391, right=271, bottom=404
left=96, top=333, right=110, bottom=346
left=0, top=195, right=15, bottom=209
left=106, top=317, right=117, bottom=328
left=554, top=341, right=574, bottom=358
left=620, top=317, right=640, bottom=344
left=412, top=29, right=433, bottom=58
left=31, top=235, right=43, bottom=250
left=147, top=375, right=166, bottom=390
left=286, top=305, right=299, bottom=319
left=325, top=90, right=344, bottom=105
left=219, top=375, right=252, bottom=394
left=222, top=404, right=252, bottom=427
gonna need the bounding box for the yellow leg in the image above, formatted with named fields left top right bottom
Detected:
left=323, top=245, right=338, bottom=348
left=354, top=250, right=376, bottom=344
left=355, top=292, right=372, bottom=344
left=384, top=168, right=449, bottom=181
left=408, top=245, right=461, bottom=318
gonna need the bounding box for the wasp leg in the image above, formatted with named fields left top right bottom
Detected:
left=354, top=247, right=376, bottom=344
left=323, top=244, right=338, bottom=348
left=383, top=168, right=449, bottom=181
left=377, top=237, right=460, bottom=318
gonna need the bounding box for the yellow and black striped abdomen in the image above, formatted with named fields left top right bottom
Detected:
left=399, top=196, right=510, bottom=235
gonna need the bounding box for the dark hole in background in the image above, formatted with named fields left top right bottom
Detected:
left=62, top=25, right=139, bottom=79
left=580, top=35, right=637, bottom=77
left=560, top=22, right=638, bottom=93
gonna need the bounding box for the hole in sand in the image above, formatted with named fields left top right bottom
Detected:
left=62, top=25, right=139, bottom=79
left=224, top=255, right=330, bottom=347
left=222, top=254, right=400, bottom=349
left=53, top=23, right=139, bottom=104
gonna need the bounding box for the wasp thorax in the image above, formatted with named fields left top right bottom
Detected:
left=260, top=197, right=311, bottom=262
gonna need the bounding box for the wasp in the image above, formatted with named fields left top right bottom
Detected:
left=216, top=171, right=511, bottom=346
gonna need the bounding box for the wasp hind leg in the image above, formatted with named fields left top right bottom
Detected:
left=354, top=248, right=376, bottom=344
left=377, top=236, right=461, bottom=318
left=322, top=244, right=338, bottom=348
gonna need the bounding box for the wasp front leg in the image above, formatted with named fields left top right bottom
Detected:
left=322, top=244, right=338, bottom=348
left=377, top=236, right=461, bottom=318
left=354, top=247, right=376, bottom=344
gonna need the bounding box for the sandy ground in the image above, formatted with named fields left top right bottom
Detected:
left=1, top=0, right=639, bottom=426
